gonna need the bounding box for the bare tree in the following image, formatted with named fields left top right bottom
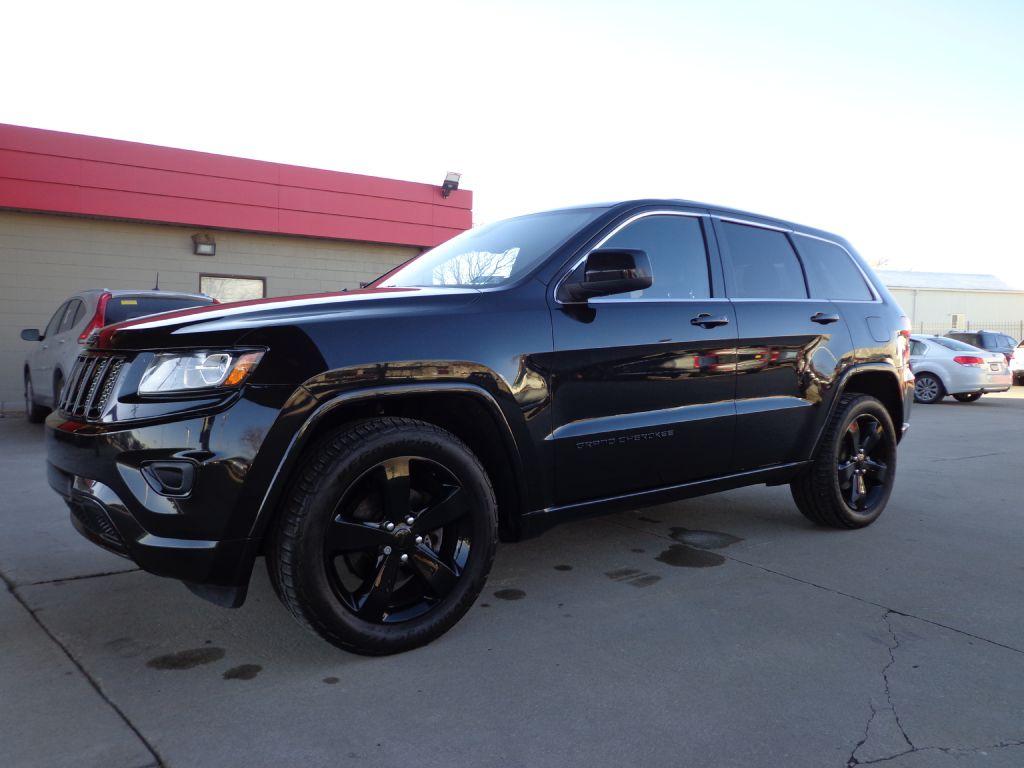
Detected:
left=433, top=248, right=519, bottom=285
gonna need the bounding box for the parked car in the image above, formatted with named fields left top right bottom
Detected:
left=21, top=290, right=216, bottom=422
left=45, top=200, right=913, bottom=655
left=1011, top=341, right=1024, bottom=385
left=909, top=334, right=1011, bottom=403
left=944, top=330, right=1018, bottom=365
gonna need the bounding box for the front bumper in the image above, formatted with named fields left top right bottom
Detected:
left=44, top=388, right=294, bottom=604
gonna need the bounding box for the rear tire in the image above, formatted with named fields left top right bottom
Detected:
left=790, top=394, right=897, bottom=529
left=953, top=392, right=982, bottom=403
left=268, top=417, right=497, bottom=655
left=24, top=373, right=48, bottom=423
left=913, top=373, right=944, bottom=404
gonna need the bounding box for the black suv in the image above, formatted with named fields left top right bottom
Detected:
left=945, top=330, right=1018, bottom=365
left=45, top=200, right=913, bottom=655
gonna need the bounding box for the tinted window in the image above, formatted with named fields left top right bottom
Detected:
left=948, top=332, right=979, bottom=346
left=103, top=296, right=214, bottom=324
left=379, top=208, right=606, bottom=288
left=909, top=339, right=927, bottom=355
left=720, top=222, right=806, bottom=299
left=599, top=215, right=710, bottom=300
left=1000, top=334, right=1017, bottom=347
left=59, top=300, right=84, bottom=332
left=44, top=302, right=68, bottom=338
left=793, top=236, right=873, bottom=301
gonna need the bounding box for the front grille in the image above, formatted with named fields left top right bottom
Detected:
left=58, top=353, right=127, bottom=421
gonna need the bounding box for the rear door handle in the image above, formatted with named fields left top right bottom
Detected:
left=691, top=313, right=730, bottom=329
left=810, top=312, right=840, bottom=325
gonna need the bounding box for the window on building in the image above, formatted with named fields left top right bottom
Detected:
left=597, top=215, right=711, bottom=300
left=200, top=275, right=266, bottom=303
left=793, top=235, right=874, bottom=301
left=720, top=222, right=807, bottom=299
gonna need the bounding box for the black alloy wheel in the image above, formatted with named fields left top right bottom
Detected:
left=324, top=455, right=473, bottom=624
left=269, top=417, right=497, bottom=655
left=790, top=393, right=897, bottom=529
left=836, top=413, right=891, bottom=514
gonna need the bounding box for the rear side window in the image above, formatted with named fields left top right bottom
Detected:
left=103, top=296, right=213, bottom=325
left=600, top=215, right=710, bottom=300
left=793, top=236, right=873, bottom=301
left=933, top=337, right=983, bottom=352
left=59, top=299, right=84, bottom=332
left=719, top=222, right=806, bottom=299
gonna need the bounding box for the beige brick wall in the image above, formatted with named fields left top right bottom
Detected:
left=0, top=210, right=418, bottom=410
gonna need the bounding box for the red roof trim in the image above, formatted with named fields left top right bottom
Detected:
left=0, top=123, right=472, bottom=248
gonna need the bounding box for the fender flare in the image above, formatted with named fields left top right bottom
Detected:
left=811, top=363, right=907, bottom=453
left=247, top=381, right=528, bottom=542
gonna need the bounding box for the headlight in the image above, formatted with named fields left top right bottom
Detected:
left=139, top=350, right=264, bottom=394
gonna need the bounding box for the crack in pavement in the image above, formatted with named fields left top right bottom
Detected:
left=613, top=519, right=1024, bottom=767
left=22, top=566, right=141, bottom=587
left=614, top=518, right=1024, bottom=657
left=0, top=567, right=165, bottom=768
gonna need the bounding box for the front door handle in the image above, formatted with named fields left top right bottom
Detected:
left=810, top=312, right=840, bottom=325
left=691, top=313, right=730, bottom=329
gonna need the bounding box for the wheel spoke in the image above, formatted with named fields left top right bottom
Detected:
left=409, top=544, right=459, bottom=598
left=412, top=486, right=469, bottom=534
left=837, top=460, right=856, bottom=485
left=848, top=421, right=863, bottom=453
left=357, top=554, right=401, bottom=621
left=377, top=457, right=412, bottom=521
left=325, top=518, right=394, bottom=554
left=847, top=474, right=864, bottom=507
left=861, top=420, right=884, bottom=453
left=864, top=459, right=888, bottom=483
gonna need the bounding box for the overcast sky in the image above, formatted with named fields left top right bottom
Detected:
left=3, top=0, right=1022, bottom=285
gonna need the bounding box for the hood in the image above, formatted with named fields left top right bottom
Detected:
left=96, top=286, right=480, bottom=351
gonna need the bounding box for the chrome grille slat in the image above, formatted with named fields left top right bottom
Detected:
left=82, top=357, right=113, bottom=417
left=59, top=352, right=127, bottom=422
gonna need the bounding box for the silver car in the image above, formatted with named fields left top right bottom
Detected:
left=909, top=334, right=1012, bottom=404
left=21, top=289, right=215, bottom=422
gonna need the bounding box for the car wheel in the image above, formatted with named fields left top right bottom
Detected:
left=268, top=417, right=498, bottom=655
left=790, top=393, right=897, bottom=529
left=953, top=393, right=982, bottom=403
left=24, top=373, right=48, bottom=423
left=913, top=373, right=944, bottom=404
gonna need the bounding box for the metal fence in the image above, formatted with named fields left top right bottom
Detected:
left=914, top=320, right=1024, bottom=340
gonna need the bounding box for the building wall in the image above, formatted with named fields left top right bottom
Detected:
left=1, top=210, right=418, bottom=409
left=889, top=287, right=1024, bottom=332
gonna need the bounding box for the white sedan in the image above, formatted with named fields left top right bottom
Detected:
left=909, top=334, right=1012, bottom=404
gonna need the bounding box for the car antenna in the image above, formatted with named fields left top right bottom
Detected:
left=154, top=272, right=160, bottom=290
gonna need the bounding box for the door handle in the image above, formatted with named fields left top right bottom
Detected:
left=810, top=312, right=840, bottom=325
left=691, top=313, right=730, bottom=329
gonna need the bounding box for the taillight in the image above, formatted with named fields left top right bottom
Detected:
left=953, top=355, right=985, bottom=367
left=78, top=292, right=111, bottom=344
left=898, top=316, right=912, bottom=367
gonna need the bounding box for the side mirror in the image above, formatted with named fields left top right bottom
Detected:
left=20, top=328, right=41, bottom=342
left=558, top=248, right=653, bottom=303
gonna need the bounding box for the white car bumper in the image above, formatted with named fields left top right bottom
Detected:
left=945, top=364, right=1012, bottom=395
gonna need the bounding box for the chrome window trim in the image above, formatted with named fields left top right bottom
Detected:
left=789, top=231, right=881, bottom=303
left=716, top=216, right=881, bottom=304
left=554, top=210, right=710, bottom=306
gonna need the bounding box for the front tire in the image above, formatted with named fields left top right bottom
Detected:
left=790, top=394, right=897, bottom=529
left=268, top=417, right=497, bottom=655
left=953, top=392, right=982, bottom=403
left=24, top=373, right=48, bottom=423
left=913, top=373, right=944, bottom=404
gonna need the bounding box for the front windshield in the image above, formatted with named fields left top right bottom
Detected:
left=376, top=208, right=605, bottom=288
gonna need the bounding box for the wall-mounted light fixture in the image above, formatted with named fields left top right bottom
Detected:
left=192, top=233, right=216, bottom=256
left=441, top=171, right=461, bottom=198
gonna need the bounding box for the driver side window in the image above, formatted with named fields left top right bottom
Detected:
left=599, top=215, right=711, bottom=300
